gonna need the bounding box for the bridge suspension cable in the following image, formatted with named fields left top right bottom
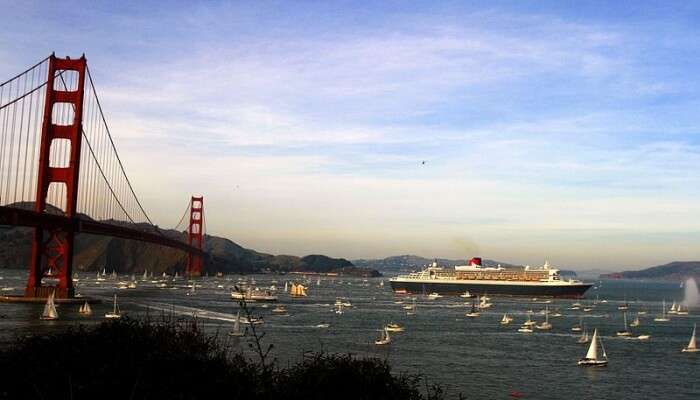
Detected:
left=0, top=55, right=159, bottom=234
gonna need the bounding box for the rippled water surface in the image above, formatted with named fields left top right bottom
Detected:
left=1, top=270, right=698, bottom=399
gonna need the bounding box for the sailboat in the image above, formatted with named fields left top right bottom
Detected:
left=669, top=301, right=678, bottom=315
left=616, top=312, right=632, bottom=336
left=629, top=313, right=640, bottom=327
left=284, top=281, right=288, bottom=292
left=316, top=276, right=321, bottom=286
left=654, top=300, right=670, bottom=322
left=518, top=312, right=534, bottom=332
left=677, top=304, right=689, bottom=316
left=142, top=269, right=148, bottom=280
left=290, top=282, right=307, bottom=297
left=578, top=328, right=608, bottom=366
left=104, top=294, right=121, bottom=319
left=523, top=312, right=536, bottom=327
left=682, top=324, right=698, bottom=352
left=536, top=306, right=552, bottom=330
left=79, top=300, right=92, bottom=315
left=479, top=295, right=492, bottom=309
left=374, top=327, right=391, bottom=345
left=500, top=313, right=513, bottom=325
left=40, top=291, right=58, bottom=320
left=229, top=311, right=245, bottom=337
left=577, top=326, right=590, bottom=344
left=465, top=298, right=480, bottom=318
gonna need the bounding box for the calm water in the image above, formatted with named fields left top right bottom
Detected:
left=0, top=269, right=698, bottom=399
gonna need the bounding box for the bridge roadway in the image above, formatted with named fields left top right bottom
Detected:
left=0, top=206, right=203, bottom=255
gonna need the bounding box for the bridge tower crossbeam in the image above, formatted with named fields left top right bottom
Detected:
left=25, top=54, right=86, bottom=298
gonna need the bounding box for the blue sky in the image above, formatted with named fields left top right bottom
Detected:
left=2, top=1, right=700, bottom=269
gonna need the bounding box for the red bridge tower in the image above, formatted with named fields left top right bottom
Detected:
left=25, top=54, right=86, bottom=298
left=186, top=196, right=204, bottom=277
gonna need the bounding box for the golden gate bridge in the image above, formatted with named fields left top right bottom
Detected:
left=0, top=54, right=204, bottom=299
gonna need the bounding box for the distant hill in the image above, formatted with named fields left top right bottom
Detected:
left=0, top=205, right=377, bottom=277
left=600, top=261, right=700, bottom=281
left=352, top=254, right=515, bottom=271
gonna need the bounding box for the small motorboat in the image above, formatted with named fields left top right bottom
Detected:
left=427, top=292, right=442, bottom=300
left=271, top=304, right=288, bottom=314
left=385, top=323, right=404, bottom=332
left=315, top=323, right=330, bottom=329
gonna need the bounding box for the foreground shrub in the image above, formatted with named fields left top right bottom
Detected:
left=0, top=318, right=444, bottom=400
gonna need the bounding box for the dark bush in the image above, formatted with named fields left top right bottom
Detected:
left=0, top=318, right=443, bottom=400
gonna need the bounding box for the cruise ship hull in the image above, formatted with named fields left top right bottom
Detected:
left=389, top=280, right=592, bottom=298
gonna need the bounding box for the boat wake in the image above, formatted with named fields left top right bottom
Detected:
left=134, top=301, right=241, bottom=323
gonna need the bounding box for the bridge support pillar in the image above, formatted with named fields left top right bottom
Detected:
left=25, top=54, right=86, bottom=298
left=186, top=196, right=204, bottom=277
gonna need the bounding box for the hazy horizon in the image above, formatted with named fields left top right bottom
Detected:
left=3, top=1, right=700, bottom=270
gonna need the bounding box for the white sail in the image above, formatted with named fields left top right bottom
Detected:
left=79, top=300, right=92, bottom=314
left=689, top=324, right=697, bottom=350
left=234, top=311, right=241, bottom=332
left=586, top=329, right=599, bottom=360
left=42, top=291, right=58, bottom=319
